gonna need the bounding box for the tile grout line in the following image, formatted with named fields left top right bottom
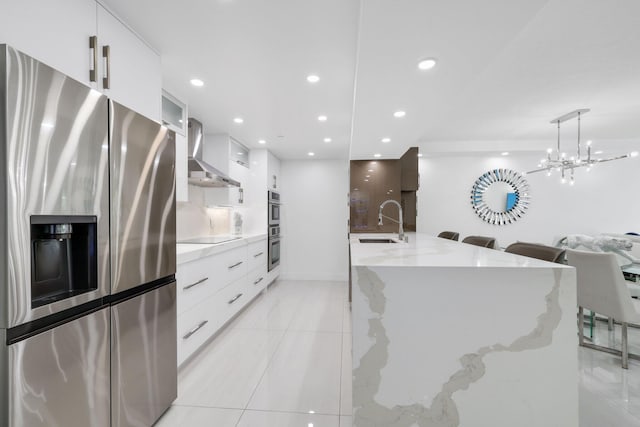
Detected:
left=235, top=282, right=305, bottom=426
left=338, top=284, right=346, bottom=418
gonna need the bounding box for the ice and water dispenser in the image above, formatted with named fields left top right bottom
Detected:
left=30, top=215, right=98, bottom=308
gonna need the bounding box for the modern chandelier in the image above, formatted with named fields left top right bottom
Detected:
left=526, top=109, right=638, bottom=185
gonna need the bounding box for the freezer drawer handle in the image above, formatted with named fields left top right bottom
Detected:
left=253, top=277, right=264, bottom=285
left=183, top=277, right=209, bottom=291
left=228, top=261, right=243, bottom=270
left=253, top=252, right=264, bottom=258
left=228, top=293, right=243, bottom=304
left=182, top=320, right=208, bottom=340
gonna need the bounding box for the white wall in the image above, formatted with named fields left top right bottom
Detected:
left=417, top=153, right=640, bottom=247
left=279, top=160, right=349, bottom=281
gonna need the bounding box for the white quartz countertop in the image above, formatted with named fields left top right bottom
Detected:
left=177, top=233, right=267, bottom=264
left=350, top=232, right=571, bottom=268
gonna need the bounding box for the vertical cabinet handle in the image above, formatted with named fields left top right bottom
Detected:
left=239, top=188, right=244, bottom=204
left=228, top=293, right=243, bottom=304
left=182, top=320, right=208, bottom=340
left=89, top=36, right=98, bottom=82
left=102, top=45, right=111, bottom=89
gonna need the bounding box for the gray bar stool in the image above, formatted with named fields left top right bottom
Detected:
left=437, top=231, right=459, bottom=241
left=504, top=242, right=566, bottom=263
left=461, top=235, right=496, bottom=249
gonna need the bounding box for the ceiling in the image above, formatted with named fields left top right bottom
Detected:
left=101, top=0, right=640, bottom=160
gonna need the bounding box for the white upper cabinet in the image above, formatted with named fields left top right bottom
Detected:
left=97, top=4, right=161, bottom=121
left=267, top=151, right=281, bottom=191
left=201, top=134, right=249, bottom=207
left=0, top=1, right=161, bottom=121
left=163, top=92, right=188, bottom=202
left=0, top=0, right=97, bottom=87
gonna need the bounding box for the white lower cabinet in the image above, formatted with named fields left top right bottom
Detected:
left=176, top=237, right=269, bottom=367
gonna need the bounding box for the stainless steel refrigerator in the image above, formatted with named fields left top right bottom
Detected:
left=108, top=100, right=177, bottom=427
left=0, top=44, right=177, bottom=427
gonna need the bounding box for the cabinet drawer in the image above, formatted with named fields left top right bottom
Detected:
left=247, top=239, right=267, bottom=271
left=247, top=265, right=268, bottom=299
left=214, top=275, right=250, bottom=328
left=176, top=256, right=219, bottom=315
left=215, top=245, right=248, bottom=287
left=177, top=294, right=218, bottom=365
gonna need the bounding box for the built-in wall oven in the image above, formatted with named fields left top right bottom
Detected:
left=268, top=191, right=281, bottom=271
left=268, top=190, right=281, bottom=226
left=268, top=227, right=281, bottom=271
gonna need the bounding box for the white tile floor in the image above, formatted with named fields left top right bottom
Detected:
left=156, top=280, right=352, bottom=427
left=156, top=280, right=640, bottom=427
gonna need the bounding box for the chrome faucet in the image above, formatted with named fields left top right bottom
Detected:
left=378, top=199, right=404, bottom=241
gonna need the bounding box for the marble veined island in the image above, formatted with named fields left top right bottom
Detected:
left=350, top=233, right=577, bottom=427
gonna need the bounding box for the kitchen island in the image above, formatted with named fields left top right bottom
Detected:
left=350, top=233, right=577, bottom=427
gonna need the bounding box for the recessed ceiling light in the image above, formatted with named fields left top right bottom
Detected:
left=393, top=111, right=406, bottom=118
left=594, top=150, right=603, bottom=154
left=365, top=175, right=370, bottom=178
left=306, top=74, right=320, bottom=83
left=308, top=152, right=315, bottom=156
left=364, top=179, right=369, bottom=182
left=418, top=153, right=423, bottom=157
left=381, top=137, right=391, bottom=143
left=233, top=117, right=244, bottom=124
left=417, top=58, right=437, bottom=71
left=318, top=115, right=327, bottom=122
left=501, top=152, right=509, bottom=156
left=323, top=138, right=332, bottom=143
left=258, top=139, right=266, bottom=144
left=373, top=153, right=381, bottom=158
left=190, top=78, right=204, bottom=87
left=368, top=169, right=374, bottom=172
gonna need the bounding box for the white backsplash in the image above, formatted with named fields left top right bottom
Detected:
left=177, top=185, right=245, bottom=240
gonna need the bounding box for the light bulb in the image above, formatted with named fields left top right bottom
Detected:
left=561, top=177, right=566, bottom=184
left=547, top=148, right=553, bottom=154
left=631, top=151, right=639, bottom=157
left=570, top=179, right=575, bottom=186
left=547, top=171, right=552, bottom=177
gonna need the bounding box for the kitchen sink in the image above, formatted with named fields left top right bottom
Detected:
left=359, top=238, right=397, bottom=244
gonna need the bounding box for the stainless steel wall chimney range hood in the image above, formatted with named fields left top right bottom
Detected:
left=187, top=118, right=241, bottom=187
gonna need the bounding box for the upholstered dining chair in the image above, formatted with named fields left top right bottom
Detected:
left=437, top=231, right=459, bottom=241
left=567, top=249, right=640, bottom=369
left=504, top=242, right=566, bottom=263
left=461, top=235, right=496, bottom=249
